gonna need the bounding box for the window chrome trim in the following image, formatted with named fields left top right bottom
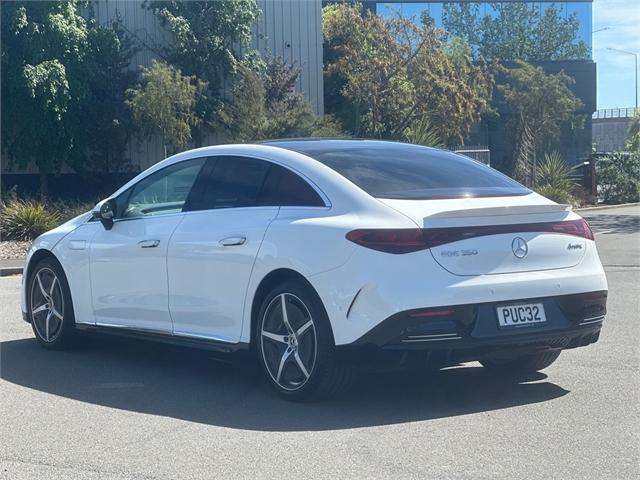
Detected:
left=94, top=152, right=332, bottom=226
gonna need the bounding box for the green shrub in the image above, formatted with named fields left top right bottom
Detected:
left=534, top=151, right=575, bottom=204
left=50, top=199, right=95, bottom=223
left=597, top=152, right=640, bottom=204
left=0, top=200, right=63, bottom=241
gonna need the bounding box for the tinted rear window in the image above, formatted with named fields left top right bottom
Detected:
left=270, top=141, right=530, bottom=200
left=257, top=164, right=325, bottom=207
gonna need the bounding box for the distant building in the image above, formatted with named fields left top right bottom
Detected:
left=592, top=108, right=637, bottom=154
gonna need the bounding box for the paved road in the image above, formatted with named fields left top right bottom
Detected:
left=1, top=206, right=638, bottom=480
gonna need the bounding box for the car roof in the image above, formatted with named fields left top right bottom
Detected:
left=261, top=138, right=441, bottom=152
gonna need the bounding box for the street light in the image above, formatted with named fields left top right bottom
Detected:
left=592, top=27, right=611, bottom=34
left=608, top=47, right=638, bottom=109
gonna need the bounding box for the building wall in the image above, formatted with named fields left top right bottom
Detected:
left=592, top=118, right=632, bottom=154
left=91, top=0, right=324, bottom=114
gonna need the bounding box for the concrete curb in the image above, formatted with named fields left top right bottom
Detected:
left=576, top=202, right=640, bottom=212
left=0, top=267, right=23, bottom=277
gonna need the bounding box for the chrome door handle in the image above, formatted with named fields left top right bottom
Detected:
left=219, top=236, right=246, bottom=247
left=138, top=239, right=160, bottom=248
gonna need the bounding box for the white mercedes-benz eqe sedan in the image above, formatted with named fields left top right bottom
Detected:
left=21, top=140, right=608, bottom=400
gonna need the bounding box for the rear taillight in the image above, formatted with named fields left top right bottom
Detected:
left=548, top=218, right=594, bottom=240
left=345, top=229, right=427, bottom=254
left=345, top=219, right=595, bottom=254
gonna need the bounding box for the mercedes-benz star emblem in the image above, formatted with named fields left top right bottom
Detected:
left=512, top=237, right=528, bottom=259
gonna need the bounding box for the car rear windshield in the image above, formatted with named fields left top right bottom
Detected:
left=271, top=141, right=530, bottom=200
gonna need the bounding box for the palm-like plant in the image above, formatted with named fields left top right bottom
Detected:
left=535, top=151, right=575, bottom=204
left=0, top=200, right=62, bottom=241
left=404, top=116, right=444, bottom=147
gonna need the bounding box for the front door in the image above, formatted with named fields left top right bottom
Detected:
left=89, top=158, right=206, bottom=332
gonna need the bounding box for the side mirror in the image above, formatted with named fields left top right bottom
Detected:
left=92, top=199, right=117, bottom=230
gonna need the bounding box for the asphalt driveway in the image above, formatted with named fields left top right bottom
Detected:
left=1, top=206, right=638, bottom=479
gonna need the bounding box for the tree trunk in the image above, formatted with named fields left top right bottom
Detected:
left=39, top=172, right=49, bottom=201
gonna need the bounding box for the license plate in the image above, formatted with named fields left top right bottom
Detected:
left=496, top=303, right=546, bottom=327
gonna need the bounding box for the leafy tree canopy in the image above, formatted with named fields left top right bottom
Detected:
left=322, top=3, right=494, bottom=146
left=442, top=2, right=589, bottom=61
left=127, top=60, right=206, bottom=156
left=499, top=62, right=583, bottom=181
left=1, top=1, right=138, bottom=196
left=220, top=57, right=344, bottom=143
left=147, top=0, right=262, bottom=134
left=83, top=15, right=138, bottom=173
left=1, top=1, right=90, bottom=183
left=626, top=111, right=640, bottom=153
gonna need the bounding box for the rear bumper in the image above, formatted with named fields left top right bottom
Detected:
left=345, top=291, right=607, bottom=359
left=310, top=234, right=608, bottom=346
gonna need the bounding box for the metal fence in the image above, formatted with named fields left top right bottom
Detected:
left=454, top=146, right=491, bottom=166
left=592, top=108, right=638, bottom=119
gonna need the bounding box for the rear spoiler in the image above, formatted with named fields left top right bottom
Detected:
left=427, top=204, right=572, bottom=219
left=423, top=204, right=573, bottom=228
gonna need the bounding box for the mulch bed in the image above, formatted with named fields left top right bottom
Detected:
left=0, top=241, right=31, bottom=260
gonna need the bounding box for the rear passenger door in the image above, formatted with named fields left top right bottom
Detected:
left=167, top=156, right=324, bottom=343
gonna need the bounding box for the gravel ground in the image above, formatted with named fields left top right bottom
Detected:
left=0, top=241, right=30, bottom=260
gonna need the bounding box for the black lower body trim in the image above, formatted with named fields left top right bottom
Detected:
left=74, top=324, right=249, bottom=353
left=343, top=292, right=606, bottom=370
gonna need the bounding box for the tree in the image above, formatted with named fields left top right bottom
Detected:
left=442, top=2, right=589, bottom=61
left=146, top=0, right=261, bottom=142
left=127, top=61, right=206, bottom=157
left=408, top=28, right=496, bottom=146
left=323, top=3, right=414, bottom=139
left=498, top=62, right=583, bottom=182
left=1, top=1, right=91, bottom=197
left=597, top=152, right=640, bottom=204
left=322, top=3, right=493, bottom=145
left=220, top=57, right=342, bottom=142
left=83, top=15, right=138, bottom=173
left=1, top=2, right=140, bottom=196
left=627, top=111, right=640, bottom=153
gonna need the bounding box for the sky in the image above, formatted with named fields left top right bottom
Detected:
left=593, top=0, right=640, bottom=110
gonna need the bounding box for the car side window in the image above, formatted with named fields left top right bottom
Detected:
left=120, top=158, right=206, bottom=218
left=184, top=156, right=270, bottom=211
left=257, top=164, right=325, bottom=207
left=184, top=156, right=325, bottom=212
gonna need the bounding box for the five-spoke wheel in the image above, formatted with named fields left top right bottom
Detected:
left=31, top=267, right=64, bottom=342
left=256, top=281, right=353, bottom=401
left=260, top=293, right=317, bottom=391
left=28, top=258, right=75, bottom=349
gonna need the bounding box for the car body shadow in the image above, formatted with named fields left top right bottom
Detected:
left=0, top=336, right=569, bottom=432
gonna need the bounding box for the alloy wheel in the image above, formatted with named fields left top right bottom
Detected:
left=30, top=267, right=64, bottom=343
left=260, top=293, right=317, bottom=391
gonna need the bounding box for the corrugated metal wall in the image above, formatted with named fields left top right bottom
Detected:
left=253, top=0, right=324, bottom=115
left=2, top=0, right=324, bottom=173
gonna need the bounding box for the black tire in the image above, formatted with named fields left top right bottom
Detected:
left=481, top=350, right=561, bottom=375
left=255, top=280, right=353, bottom=401
left=27, top=257, right=76, bottom=350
